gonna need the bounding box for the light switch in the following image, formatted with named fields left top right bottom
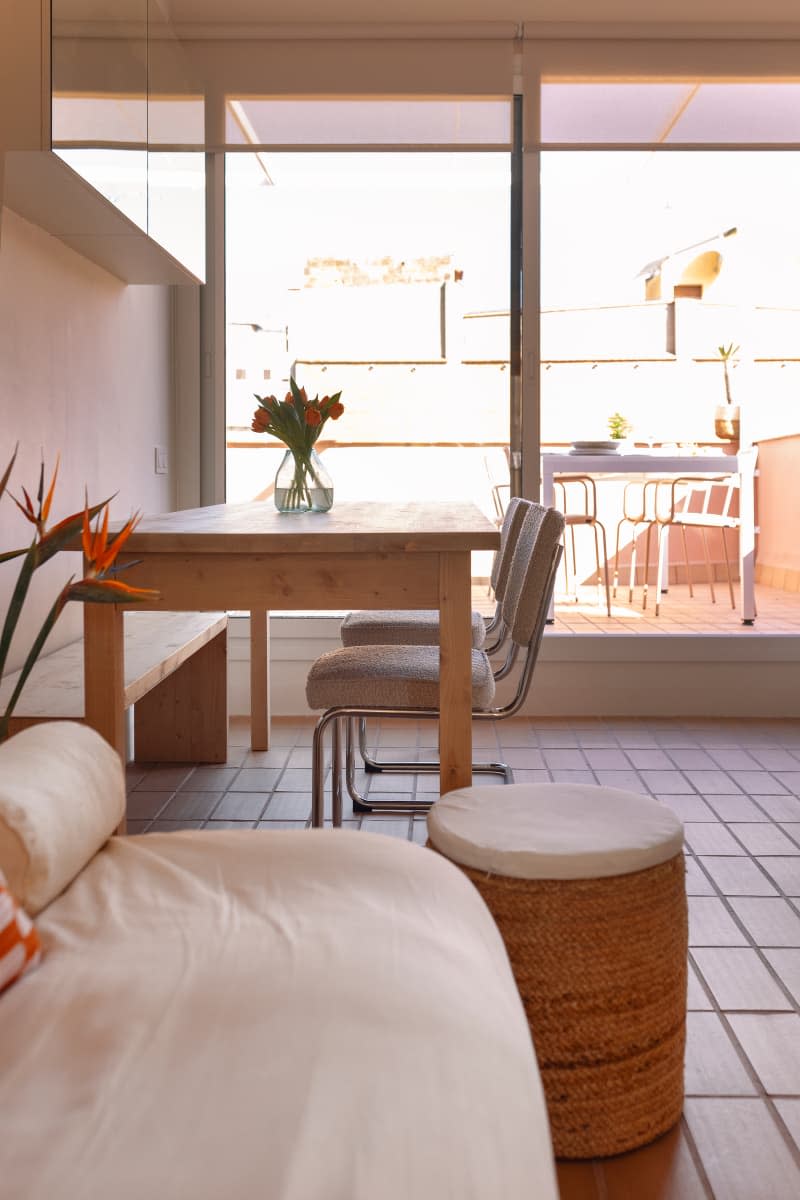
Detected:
left=154, top=445, right=168, bottom=474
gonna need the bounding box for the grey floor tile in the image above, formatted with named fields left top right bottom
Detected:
left=684, top=770, right=742, bottom=795
left=542, top=749, right=588, bottom=769
left=184, top=766, right=241, bottom=791
left=727, top=1014, right=800, bottom=1094
left=684, top=824, right=746, bottom=855
left=159, top=791, right=223, bottom=821
left=699, top=856, right=778, bottom=897
left=126, top=791, right=173, bottom=820
left=757, top=857, right=800, bottom=897
left=260, top=792, right=312, bottom=821
left=228, top=767, right=283, bottom=791
left=657, top=794, right=718, bottom=821
left=775, top=773, right=800, bottom=797
left=754, top=794, right=800, bottom=822
left=592, top=770, right=647, bottom=793
left=764, top=951, right=800, bottom=1006
left=691, top=947, right=792, bottom=1011
left=131, top=765, right=195, bottom=791
left=705, top=795, right=772, bottom=822
left=729, top=897, right=800, bottom=948
left=688, top=897, right=749, bottom=947
left=639, top=771, right=696, bottom=794
left=212, top=791, right=270, bottom=821
left=727, top=771, right=790, bottom=796
left=729, top=824, right=800, bottom=856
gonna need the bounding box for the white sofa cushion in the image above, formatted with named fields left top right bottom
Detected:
left=0, top=722, right=125, bottom=914
left=0, top=829, right=558, bottom=1200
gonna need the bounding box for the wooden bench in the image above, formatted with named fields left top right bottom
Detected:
left=0, top=611, right=228, bottom=764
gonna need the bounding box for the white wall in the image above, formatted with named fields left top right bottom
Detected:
left=0, top=207, right=175, bottom=671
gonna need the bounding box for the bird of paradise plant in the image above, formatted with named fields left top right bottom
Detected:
left=0, top=445, right=158, bottom=742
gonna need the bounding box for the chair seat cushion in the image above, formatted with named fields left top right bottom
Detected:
left=306, top=645, right=495, bottom=711
left=427, top=783, right=684, bottom=880
left=340, top=609, right=486, bottom=649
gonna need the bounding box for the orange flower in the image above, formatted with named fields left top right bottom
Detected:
left=252, top=408, right=271, bottom=433
left=327, top=402, right=344, bottom=420
left=298, top=386, right=309, bottom=405
left=305, top=408, right=322, bottom=427
left=284, top=391, right=294, bottom=405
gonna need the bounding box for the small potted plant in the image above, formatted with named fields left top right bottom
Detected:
left=607, top=412, right=632, bottom=444
left=714, top=342, right=740, bottom=442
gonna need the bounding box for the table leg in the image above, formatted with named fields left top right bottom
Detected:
left=438, top=551, right=473, bottom=795
left=249, top=610, right=270, bottom=750
left=83, top=604, right=126, bottom=833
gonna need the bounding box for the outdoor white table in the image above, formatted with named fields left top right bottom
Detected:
left=541, top=448, right=757, bottom=624
left=81, top=499, right=499, bottom=798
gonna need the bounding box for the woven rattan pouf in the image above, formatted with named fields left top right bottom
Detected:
left=427, top=782, right=687, bottom=1160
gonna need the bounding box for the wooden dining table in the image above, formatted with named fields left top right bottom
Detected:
left=82, top=499, right=499, bottom=799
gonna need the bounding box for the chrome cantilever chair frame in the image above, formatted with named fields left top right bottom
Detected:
left=341, top=498, right=533, bottom=788
left=348, top=640, right=523, bottom=811
left=309, top=508, right=564, bottom=827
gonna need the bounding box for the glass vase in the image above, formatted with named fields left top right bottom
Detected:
left=273, top=447, right=334, bottom=514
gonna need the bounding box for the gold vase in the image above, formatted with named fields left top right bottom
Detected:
left=714, top=404, right=740, bottom=442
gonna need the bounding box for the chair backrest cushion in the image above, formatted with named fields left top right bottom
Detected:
left=501, top=503, right=565, bottom=647
left=490, top=496, right=531, bottom=599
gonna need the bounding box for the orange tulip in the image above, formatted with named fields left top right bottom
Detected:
left=305, top=408, right=322, bottom=427
left=328, top=402, right=344, bottom=420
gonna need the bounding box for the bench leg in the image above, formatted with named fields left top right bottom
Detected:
left=134, top=629, right=228, bottom=763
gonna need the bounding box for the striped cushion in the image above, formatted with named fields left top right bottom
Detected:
left=306, top=645, right=496, bottom=711
left=0, top=870, right=41, bottom=994
left=340, top=609, right=486, bottom=649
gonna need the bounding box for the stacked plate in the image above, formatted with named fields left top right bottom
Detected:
left=569, top=440, right=621, bottom=456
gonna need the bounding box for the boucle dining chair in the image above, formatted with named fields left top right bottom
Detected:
left=306, top=502, right=565, bottom=827
left=339, top=495, right=531, bottom=657
left=338, top=497, right=532, bottom=785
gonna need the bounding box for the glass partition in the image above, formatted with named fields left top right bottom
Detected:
left=51, top=0, right=205, bottom=278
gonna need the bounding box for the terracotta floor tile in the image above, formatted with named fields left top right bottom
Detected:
left=684, top=1098, right=800, bottom=1200
left=691, top=947, right=792, bottom=1011
left=554, top=1160, right=601, bottom=1200
left=727, top=1014, right=800, bottom=1093
left=600, top=1123, right=709, bottom=1200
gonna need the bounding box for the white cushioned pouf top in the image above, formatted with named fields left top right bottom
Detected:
left=427, top=783, right=684, bottom=880
left=0, top=721, right=125, bottom=914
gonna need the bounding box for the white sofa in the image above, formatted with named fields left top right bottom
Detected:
left=0, top=723, right=558, bottom=1200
